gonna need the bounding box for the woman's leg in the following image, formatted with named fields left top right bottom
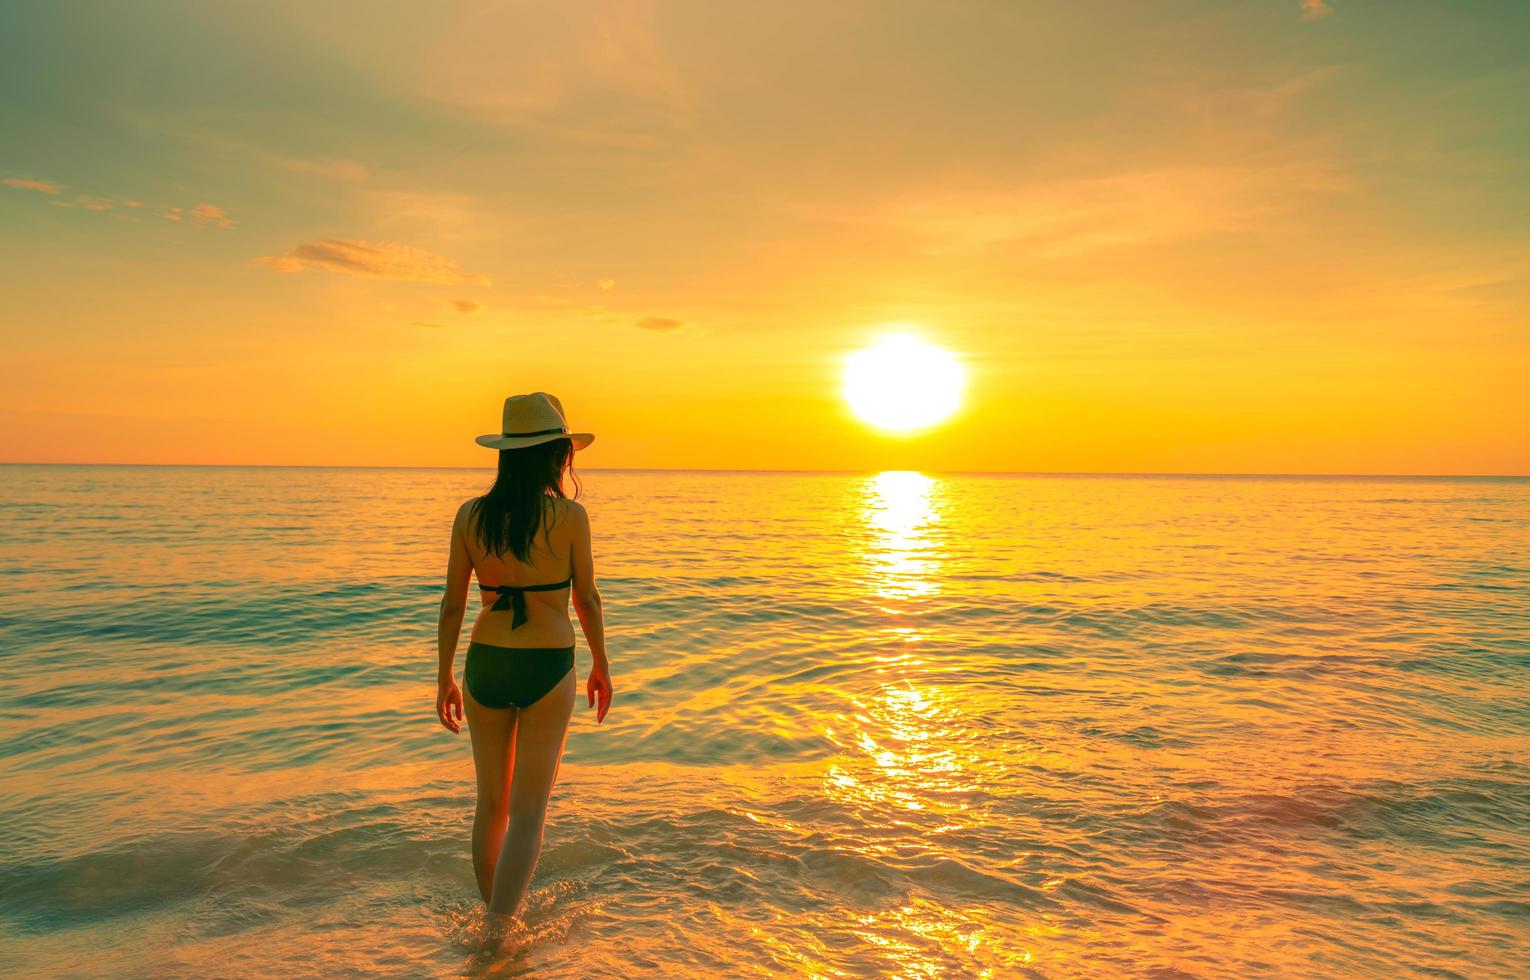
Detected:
left=487, top=666, right=576, bottom=919
left=464, top=684, right=517, bottom=905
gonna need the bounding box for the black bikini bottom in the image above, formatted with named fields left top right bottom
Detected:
left=464, top=641, right=575, bottom=709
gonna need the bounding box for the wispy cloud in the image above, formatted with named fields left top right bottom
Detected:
left=3, top=176, right=61, bottom=195
left=597, top=278, right=616, bottom=290
left=450, top=298, right=483, bottom=313
left=259, top=238, right=491, bottom=285
left=191, top=203, right=235, bottom=228
left=270, top=155, right=370, bottom=182
left=863, top=163, right=1349, bottom=259
left=636, top=316, right=683, bottom=333
left=414, top=1, right=692, bottom=141
left=5, top=174, right=235, bottom=228
left=116, top=113, right=373, bottom=186
left=360, top=188, right=485, bottom=241
left=1301, top=0, right=1333, bottom=19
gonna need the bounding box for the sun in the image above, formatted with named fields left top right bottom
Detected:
left=843, top=333, right=965, bottom=433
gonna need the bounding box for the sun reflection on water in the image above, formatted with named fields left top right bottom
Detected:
left=822, top=679, right=982, bottom=824
left=833, top=472, right=978, bottom=819
left=862, top=470, right=945, bottom=601
left=815, top=472, right=1047, bottom=973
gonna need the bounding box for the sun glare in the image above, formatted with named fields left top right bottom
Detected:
left=844, top=334, right=965, bottom=433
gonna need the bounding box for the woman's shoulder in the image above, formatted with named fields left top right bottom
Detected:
left=549, top=496, right=588, bottom=522
left=452, top=497, right=480, bottom=530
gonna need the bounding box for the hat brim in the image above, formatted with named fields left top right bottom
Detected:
left=475, top=432, right=594, bottom=451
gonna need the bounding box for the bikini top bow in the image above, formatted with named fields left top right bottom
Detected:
left=480, top=576, right=573, bottom=630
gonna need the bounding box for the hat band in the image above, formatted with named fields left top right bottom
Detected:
left=502, top=426, right=568, bottom=437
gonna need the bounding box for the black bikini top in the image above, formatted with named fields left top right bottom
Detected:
left=479, top=575, right=573, bottom=630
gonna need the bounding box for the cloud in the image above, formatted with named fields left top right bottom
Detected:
left=412, top=1, right=693, bottom=140
left=597, top=278, right=616, bottom=290
left=1301, top=0, right=1332, bottom=19
left=361, top=188, right=482, bottom=239
left=635, top=316, right=683, bottom=333
left=271, top=155, right=370, bottom=182
left=450, top=299, right=484, bottom=314
left=259, top=238, right=492, bottom=284
left=4, top=177, right=233, bottom=229
left=866, top=163, right=1349, bottom=259
left=3, top=177, right=61, bottom=195
left=191, top=203, right=235, bottom=228
left=3, top=176, right=233, bottom=231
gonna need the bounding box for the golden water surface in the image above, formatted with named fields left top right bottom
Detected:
left=0, top=465, right=1526, bottom=977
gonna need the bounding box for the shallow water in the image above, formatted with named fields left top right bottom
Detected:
left=0, top=464, right=1527, bottom=978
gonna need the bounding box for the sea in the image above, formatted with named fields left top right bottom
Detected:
left=0, top=464, right=1526, bottom=978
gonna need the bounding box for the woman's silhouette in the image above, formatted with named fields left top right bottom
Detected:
left=435, top=392, right=613, bottom=946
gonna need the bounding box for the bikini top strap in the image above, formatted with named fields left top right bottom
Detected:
left=516, top=577, right=573, bottom=593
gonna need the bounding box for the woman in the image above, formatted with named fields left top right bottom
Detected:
left=434, top=391, right=613, bottom=941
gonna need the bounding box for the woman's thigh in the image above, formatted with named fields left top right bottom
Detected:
left=464, top=683, right=516, bottom=806
left=507, top=667, right=576, bottom=812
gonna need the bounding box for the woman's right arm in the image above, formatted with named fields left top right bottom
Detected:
left=569, top=501, right=612, bottom=723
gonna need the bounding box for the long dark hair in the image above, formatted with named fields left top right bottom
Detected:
left=469, top=438, right=582, bottom=562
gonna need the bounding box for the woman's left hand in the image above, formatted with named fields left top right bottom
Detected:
left=436, top=678, right=464, bottom=734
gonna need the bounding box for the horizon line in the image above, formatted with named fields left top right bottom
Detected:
left=1, top=461, right=1526, bottom=480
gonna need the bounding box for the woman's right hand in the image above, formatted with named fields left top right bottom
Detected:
left=586, top=662, right=613, bottom=724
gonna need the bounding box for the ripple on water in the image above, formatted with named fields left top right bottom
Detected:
left=0, top=466, right=1527, bottom=977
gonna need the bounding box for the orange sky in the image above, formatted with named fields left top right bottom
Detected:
left=2, top=1, right=1527, bottom=474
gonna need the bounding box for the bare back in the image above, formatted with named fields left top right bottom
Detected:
left=463, top=497, right=577, bottom=648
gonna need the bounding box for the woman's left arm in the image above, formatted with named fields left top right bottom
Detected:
left=435, top=501, right=473, bottom=733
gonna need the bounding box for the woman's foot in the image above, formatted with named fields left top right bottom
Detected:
left=482, top=909, right=533, bottom=958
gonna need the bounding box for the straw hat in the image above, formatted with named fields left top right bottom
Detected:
left=475, top=392, right=595, bottom=451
